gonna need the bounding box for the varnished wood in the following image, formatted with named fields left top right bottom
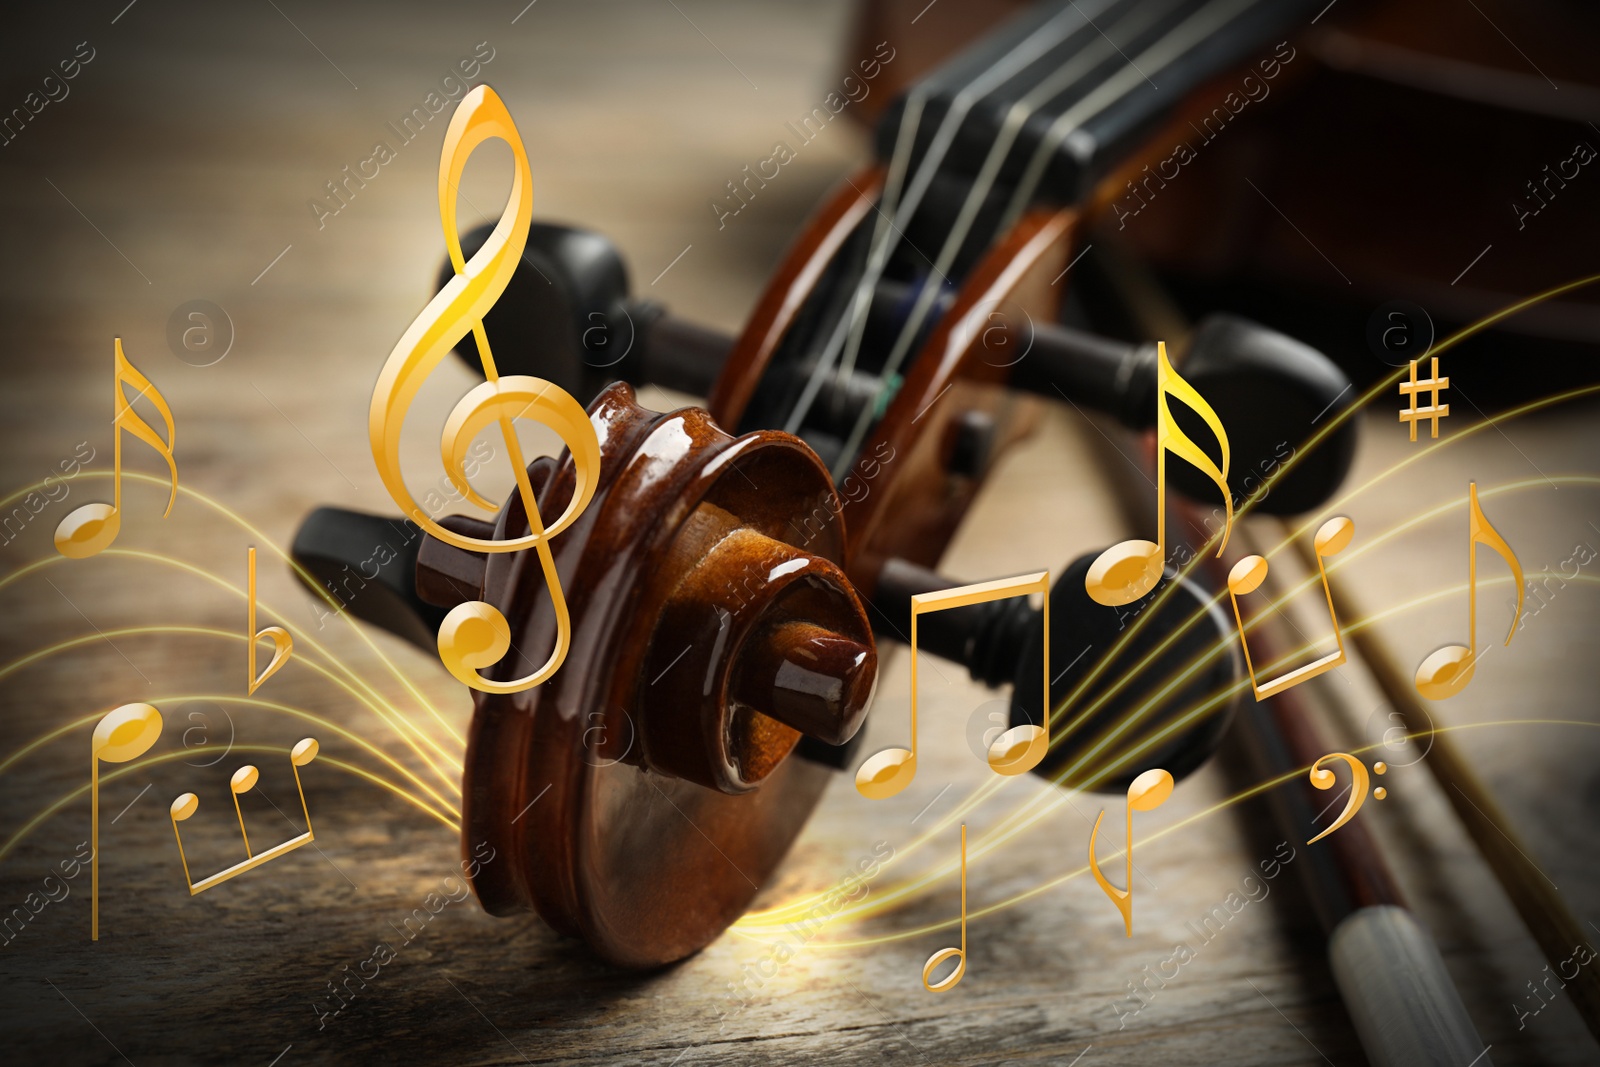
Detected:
left=707, top=167, right=885, bottom=430
left=461, top=384, right=872, bottom=967
left=848, top=208, right=1072, bottom=593
left=2, top=2, right=1597, bottom=1065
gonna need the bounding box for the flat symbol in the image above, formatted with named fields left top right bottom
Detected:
left=1398, top=356, right=1450, bottom=441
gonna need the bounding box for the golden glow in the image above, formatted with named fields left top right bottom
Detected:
left=2, top=744, right=458, bottom=876
left=740, top=721, right=1596, bottom=949
left=0, top=541, right=464, bottom=793
left=0, top=634, right=461, bottom=818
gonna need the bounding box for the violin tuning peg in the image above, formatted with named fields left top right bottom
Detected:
left=1014, top=313, right=1357, bottom=514
left=442, top=221, right=634, bottom=402
left=1173, top=314, right=1357, bottom=516
left=441, top=221, right=731, bottom=403
left=1004, top=550, right=1239, bottom=789
left=289, top=507, right=444, bottom=652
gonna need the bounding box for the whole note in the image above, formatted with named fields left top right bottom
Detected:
left=368, top=85, right=602, bottom=693
left=55, top=339, right=177, bottom=559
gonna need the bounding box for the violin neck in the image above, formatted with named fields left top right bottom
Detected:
left=876, top=0, right=1312, bottom=226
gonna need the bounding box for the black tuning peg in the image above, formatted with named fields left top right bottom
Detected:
left=442, top=225, right=1355, bottom=514
left=289, top=507, right=444, bottom=651
left=869, top=552, right=1240, bottom=792
left=1011, top=314, right=1357, bottom=515
left=442, top=221, right=728, bottom=402
left=288, top=498, right=876, bottom=775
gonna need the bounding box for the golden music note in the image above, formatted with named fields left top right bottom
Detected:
left=1085, top=342, right=1232, bottom=607
left=1227, top=516, right=1355, bottom=701
left=247, top=547, right=293, bottom=694
left=170, top=738, right=319, bottom=895
left=1089, top=767, right=1173, bottom=937
left=55, top=338, right=178, bottom=559
left=91, top=702, right=163, bottom=939
left=855, top=572, right=1049, bottom=800
left=922, top=823, right=967, bottom=992
left=368, top=85, right=601, bottom=695
left=1307, top=752, right=1387, bottom=844
left=1415, top=482, right=1524, bottom=700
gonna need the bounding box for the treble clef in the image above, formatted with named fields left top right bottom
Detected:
left=369, top=84, right=601, bottom=694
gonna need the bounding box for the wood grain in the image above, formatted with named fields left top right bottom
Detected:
left=0, top=2, right=1596, bottom=1064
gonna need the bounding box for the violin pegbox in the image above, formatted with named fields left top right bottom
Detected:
left=416, top=382, right=876, bottom=967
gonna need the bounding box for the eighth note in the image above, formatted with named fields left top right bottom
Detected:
left=1089, top=767, right=1173, bottom=937
left=170, top=738, right=319, bottom=895
left=1085, top=342, right=1232, bottom=607
left=246, top=547, right=293, bottom=694
left=1227, top=516, right=1354, bottom=701
left=922, top=823, right=967, bottom=992
left=1414, top=482, right=1524, bottom=700
left=55, top=338, right=177, bottom=559
left=855, top=572, right=1050, bottom=800
left=91, top=702, right=164, bottom=940
left=1307, top=752, right=1387, bottom=844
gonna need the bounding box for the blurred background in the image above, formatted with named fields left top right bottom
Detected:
left=0, top=1, right=1596, bottom=1064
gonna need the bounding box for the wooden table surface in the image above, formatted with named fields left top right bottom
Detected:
left=1, top=2, right=1597, bottom=1064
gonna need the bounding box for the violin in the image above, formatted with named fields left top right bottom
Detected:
left=850, top=0, right=1600, bottom=399
left=290, top=0, right=1367, bottom=968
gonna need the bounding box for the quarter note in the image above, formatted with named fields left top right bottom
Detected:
left=855, top=572, right=1049, bottom=800
left=246, top=547, right=293, bottom=694
left=1307, top=752, right=1387, bottom=844
left=367, top=85, right=601, bottom=694
left=922, top=823, right=967, bottom=992
left=1415, top=482, right=1524, bottom=700
left=1227, top=516, right=1355, bottom=701
left=1088, top=767, right=1172, bottom=937
left=170, top=738, right=319, bottom=895
left=91, top=702, right=163, bottom=939
left=55, top=338, right=177, bottom=559
left=1085, top=342, right=1233, bottom=607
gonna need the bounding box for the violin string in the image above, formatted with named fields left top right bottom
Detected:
left=828, top=0, right=1189, bottom=479
left=829, top=1, right=1110, bottom=382
left=997, top=0, right=1263, bottom=233
left=833, top=0, right=1265, bottom=477
left=784, top=0, right=1104, bottom=437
